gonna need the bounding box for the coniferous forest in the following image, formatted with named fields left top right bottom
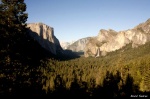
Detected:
left=0, top=0, right=150, bottom=98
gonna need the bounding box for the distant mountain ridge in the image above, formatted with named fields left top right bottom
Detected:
left=66, top=37, right=92, bottom=52
left=60, top=41, right=75, bottom=49
left=26, top=19, right=150, bottom=58
left=84, top=18, right=150, bottom=57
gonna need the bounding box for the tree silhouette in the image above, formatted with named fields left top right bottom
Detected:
left=121, top=73, right=140, bottom=97
left=0, top=0, right=49, bottom=96
left=0, top=0, right=28, bottom=51
left=69, top=76, right=89, bottom=98
left=92, top=71, right=141, bottom=98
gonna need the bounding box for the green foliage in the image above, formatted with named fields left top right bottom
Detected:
left=0, top=1, right=150, bottom=97
left=0, top=0, right=53, bottom=96
left=40, top=41, right=150, bottom=97
left=0, top=0, right=28, bottom=51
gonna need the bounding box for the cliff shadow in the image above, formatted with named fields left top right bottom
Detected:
left=27, top=28, right=81, bottom=61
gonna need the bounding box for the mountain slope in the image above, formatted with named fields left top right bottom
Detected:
left=67, top=37, right=92, bottom=52
left=60, top=41, right=75, bottom=49
left=84, top=18, right=150, bottom=57
left=41, top=38, right=150, bottom=97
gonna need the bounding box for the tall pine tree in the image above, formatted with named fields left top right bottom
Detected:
left=0, top=0, right=28, bottom=50
left=0, top=0, right=53, bottom=96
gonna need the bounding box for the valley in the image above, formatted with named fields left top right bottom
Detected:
left=0, top=0, right=150, bottom=98
left=40, top=41, right=150, bottom=97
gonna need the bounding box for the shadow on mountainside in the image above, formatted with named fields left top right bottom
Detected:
left=1, top=26, right=149, bottom=97
left=27, top=28, right=81, bottom=61
left=0, top=27, right=80, bottom=95
left=0, top=27, right=53, bottom=96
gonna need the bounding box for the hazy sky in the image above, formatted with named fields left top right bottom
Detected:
left=25, top=0, right=150, bottom=42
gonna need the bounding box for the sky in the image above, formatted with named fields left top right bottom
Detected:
left=25, top=0, right=150, bottom=42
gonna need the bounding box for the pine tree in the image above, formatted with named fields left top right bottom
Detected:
left=0, top=0, right=29, bottom=95
left=0, top=0, right=28, bottom=50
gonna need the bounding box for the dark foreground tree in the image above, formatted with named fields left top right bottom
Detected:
left=0, top=0, right=28, bottom=50
left=0, top=0, right=49, bottom=96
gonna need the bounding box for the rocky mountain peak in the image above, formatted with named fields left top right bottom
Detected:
left=66, top=37, right=92, bottom=52
left=134, top=18, right=150, bottom=34
left=27, top=23, right=63, bottom=55
left=84, top=18, right=150, bottom=57
left=97, top=29, right=117, bottom=42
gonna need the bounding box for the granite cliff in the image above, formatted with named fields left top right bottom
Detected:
left=84, top=19, right=150, bottom=57
left=27, top=23, right=63, bottom=55
left=67, top=37, right=91, bottom=52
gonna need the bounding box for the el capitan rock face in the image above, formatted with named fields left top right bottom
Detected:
left=27, top=23, right=63, bottom=55
left=84, top=18, right=150, bottom=57
left=26, top=19, right=150, bottom=58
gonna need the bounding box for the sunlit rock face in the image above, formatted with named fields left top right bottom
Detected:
left=67, top=37, right=92, bottom=52
left=84, top=18, right=150, bottom=57
left=27, top=23, right=63, bottom=55
left=60, top=41, right=74, bottom=50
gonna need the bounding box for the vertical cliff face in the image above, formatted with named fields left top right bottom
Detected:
left=27, top=23, right=63, bottom=55
left=67, top=37, right=91, bottom=52
left=84, top=18, right=150, bottom=57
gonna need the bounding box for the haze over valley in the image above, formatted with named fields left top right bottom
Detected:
left=0, top=0, right=150, bottom=98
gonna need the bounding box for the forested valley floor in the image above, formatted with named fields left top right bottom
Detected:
left=0, top=0, right=150, bottom=98
left=1, top=40, right=150, bottom=98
